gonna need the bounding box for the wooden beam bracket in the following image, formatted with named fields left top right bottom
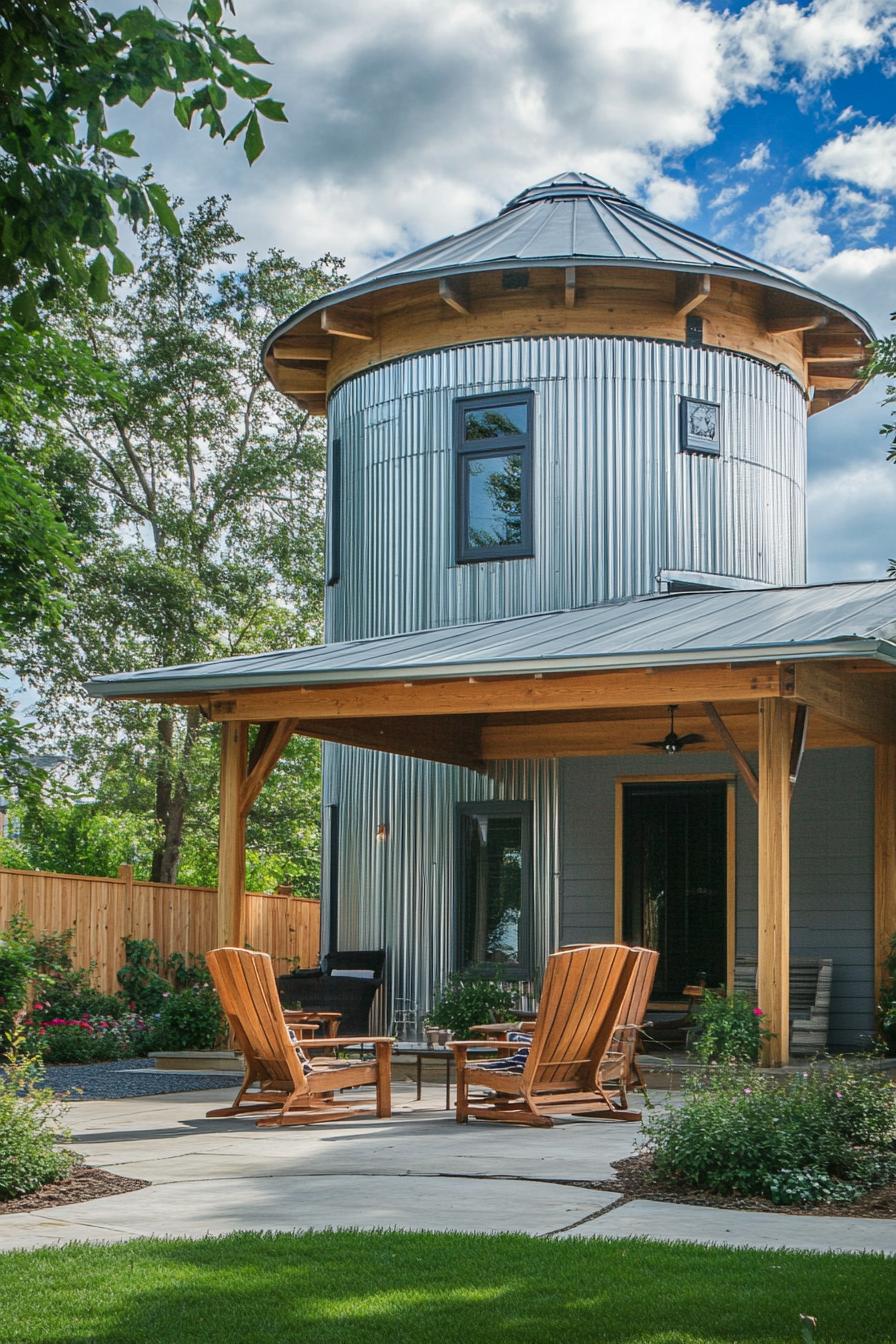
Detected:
left=675, top=273, right=710, bottom=317
left=321, top=307, right=373, bottom=340
left=703, top=702, right=758, bottom=802
left=789, top=703, right=808, bottom=791
left=439, top=277, right=471, bottom=316
left=564, top=266, right=576, bottom=309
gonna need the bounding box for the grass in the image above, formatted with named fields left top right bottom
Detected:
left=0, top=1230, right=893, bottom=1343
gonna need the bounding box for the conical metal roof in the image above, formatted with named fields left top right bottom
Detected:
left=272, top=171, right=870, bottom=328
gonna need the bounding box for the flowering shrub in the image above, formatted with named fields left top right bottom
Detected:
left=33, top=928, right=125, bottom=1022
left=690, top=990, right=772, bottom=1065
left=643, top=1058, right=896, bottom=1205
left=0, top=1021, right=74, bottom=1200
left=145, top=984, right=225, bottom=1052
left=32, top=1013, right=149, bottom=1064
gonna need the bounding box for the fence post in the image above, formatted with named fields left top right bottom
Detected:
left=118, top=863, right=133, bottom=927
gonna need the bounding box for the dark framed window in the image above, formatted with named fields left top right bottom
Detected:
left=454, top=392, right=534, bottom=563
left=326, top=437, right=341, bottom=585
left=456, top=801, right=533, bottom=979
left=679, top=398, right=721, bottom=456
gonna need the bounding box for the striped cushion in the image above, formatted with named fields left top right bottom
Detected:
left=477, top=1030, right=532, bottom=1074
left=287, top=1027, right=315, bottom=1074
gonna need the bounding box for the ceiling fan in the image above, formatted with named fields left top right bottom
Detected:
left=640, top=704, right=705, bottom=754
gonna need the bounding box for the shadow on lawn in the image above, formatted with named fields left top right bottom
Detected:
left=6, top=1230, right=896, bottom=1344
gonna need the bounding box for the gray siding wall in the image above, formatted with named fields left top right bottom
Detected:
left=559, top=747, right=874, bottom=1049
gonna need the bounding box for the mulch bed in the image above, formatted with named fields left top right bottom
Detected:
left=1, top=1164, right=149, bottom=1216
left=601, top=1153, right=896, bottom=1220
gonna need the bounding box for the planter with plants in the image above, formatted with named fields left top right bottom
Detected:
left=424, top=973, right=517, bottom=1043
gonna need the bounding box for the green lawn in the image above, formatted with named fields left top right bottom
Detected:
left=0, top=1230, right=892, bottom=1344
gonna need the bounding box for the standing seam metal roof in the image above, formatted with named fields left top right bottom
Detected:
left=87, top=579, right=896, bottom=698
left=262, top=171, right=874, bottom=354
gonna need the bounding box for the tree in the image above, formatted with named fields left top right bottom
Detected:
left=15, top=198, right=345, bottom=885
left=0, top=0, right=285, bottom=318
left=866, top=313, right=896, bottom=571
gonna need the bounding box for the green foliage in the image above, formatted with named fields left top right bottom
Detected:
left=117, top=938, right=172, bottom=1017
left=0, top=912, right=36, bottom=1045
left=14, top=201, right=343, bottom=888
left=644, top=1058, right=896, bottom=1205
left=690, top=990, right=772, bottom=1065
left=8, top=797, right=153, bottom=880
left=877, top=931, right=896, bottom=1052
left=0, top=1020, right=74, bottom=1200
left=0, top=0, right=283, bottom=310
left=425, top=974, right=516, bottom=1040
left=31, top=927, right=123, bottom=1022
left=146, top=984, right=225, bottom=1052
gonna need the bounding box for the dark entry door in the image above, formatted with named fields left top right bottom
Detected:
left=622, top=780, right=727, bottom=997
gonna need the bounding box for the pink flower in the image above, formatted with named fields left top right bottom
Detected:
left=836, top=1091, right=843, bottom=1100
left=743, top=1087, right=752, bottom=1095
left=752, top=1008, right=764, bottom=1017
left=32, top=1002, right=43, bottom=1011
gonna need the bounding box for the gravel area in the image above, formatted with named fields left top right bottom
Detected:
left=44, top=1058, right=237, bottom=1101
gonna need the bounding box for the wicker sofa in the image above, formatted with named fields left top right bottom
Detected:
left=276, top=949, right=386, bottom=1036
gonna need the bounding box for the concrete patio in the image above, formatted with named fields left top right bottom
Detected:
left=2, top=1077, right=896, bottom=1255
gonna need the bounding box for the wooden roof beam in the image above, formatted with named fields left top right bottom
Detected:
left=272, top=365, right=327, bottom=395
left=794, top=663, right=896, bottom=745
left=766, top=313, right=828, bottom=335
left=321, top=307, right=373, bottom=340
left=438, top=277, right=471, bottom=316
left=674, top=273, right=711, bottom=317
left=271, top=334, right=333, bottom=362
left=805, top=338, right=867, bottom=361
left=205, top=662, right=793, bottom=723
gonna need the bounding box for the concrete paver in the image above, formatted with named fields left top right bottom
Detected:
left=560, top=1198, right=896, bottom=1255
left=1, top=1080, right=893, bottom=1256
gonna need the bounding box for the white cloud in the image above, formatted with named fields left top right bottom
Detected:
left=804, top=244, right=896, bottom=332
left=752, top=189, right=833, bottom=270
left=711, top=183, right=749, bottom=216
left=808, top=119, right=896, bottom=193
left=832, top=186, right=891, bottom=240
left=738, top=141, right=771, bottom=171
left=834, top=104, right=862, bottom=124
left=725, top=0, right=896, bottom=91
left=807, top=448, right=896, bottom=581
left=643, top=176, right=699, bottom=220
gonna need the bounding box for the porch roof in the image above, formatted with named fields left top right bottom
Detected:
left=88, top=578, right=896, bottom=700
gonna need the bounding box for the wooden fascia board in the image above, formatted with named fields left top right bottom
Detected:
left=204, top=662, right=792, bottom=723
left=793, top=662, right=896, bottom=745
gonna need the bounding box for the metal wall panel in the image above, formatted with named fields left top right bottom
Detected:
left=326, top=337, right=807, bottom=642
left=322, top=746, right=558, bottom=1035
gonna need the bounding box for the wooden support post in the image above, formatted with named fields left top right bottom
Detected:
left=757, top=699, right=793, bottom=1067
left=874, top=744, right=896, bottom=1010
left=218, top=721, right=249, bottom=948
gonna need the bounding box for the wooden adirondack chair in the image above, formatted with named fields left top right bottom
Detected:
left=597, top=946, right=659, bottom=1108
left=206, top=947, right=393, bottom=1127
left=449, top=943, right=639, bottom=1127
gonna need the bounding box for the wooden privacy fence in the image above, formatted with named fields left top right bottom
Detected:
left=0, top=865, right=320, bottom=994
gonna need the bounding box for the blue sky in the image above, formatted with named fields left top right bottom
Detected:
left=127, top=0, right=896, bottom=582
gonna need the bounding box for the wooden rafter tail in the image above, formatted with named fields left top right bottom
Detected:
left=439, top=277, right=471, bottom=316
left=703, top=702, right=759, bottom=803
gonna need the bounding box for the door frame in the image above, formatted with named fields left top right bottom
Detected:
left=613, top=773, right=736, bottom=995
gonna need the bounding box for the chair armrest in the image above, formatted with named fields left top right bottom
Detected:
left=301, top=1035, right=395, bottom=1050
left=447, top=1039, right=520, bottom=1052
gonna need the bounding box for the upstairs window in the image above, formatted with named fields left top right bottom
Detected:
left=455, top=392, right=533, bottom=563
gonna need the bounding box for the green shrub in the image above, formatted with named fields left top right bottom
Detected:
left=426, top=974, right=516, bottom=1040
left=0, top=913, right=36, bottom=1046
left=690, top=991, right=772, bottom=1065
left=117, top=937, right=172, bottom=1016
left=643, top=1058, right=896, bottom=1205
left=146, top=984, right=225, bottom=1052
left=32, top=928, right=125, bottom=1022
left=878, top=933, right=896, bottom=1054
left=0, top=1022, right=74, bottom=1200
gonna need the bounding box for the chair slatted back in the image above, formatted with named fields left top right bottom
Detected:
left=522, top=944, right=637, bottom=1090
left=616, top=947, right=660, bottom=1050
left=208, top=947, right=308, bottom=1094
